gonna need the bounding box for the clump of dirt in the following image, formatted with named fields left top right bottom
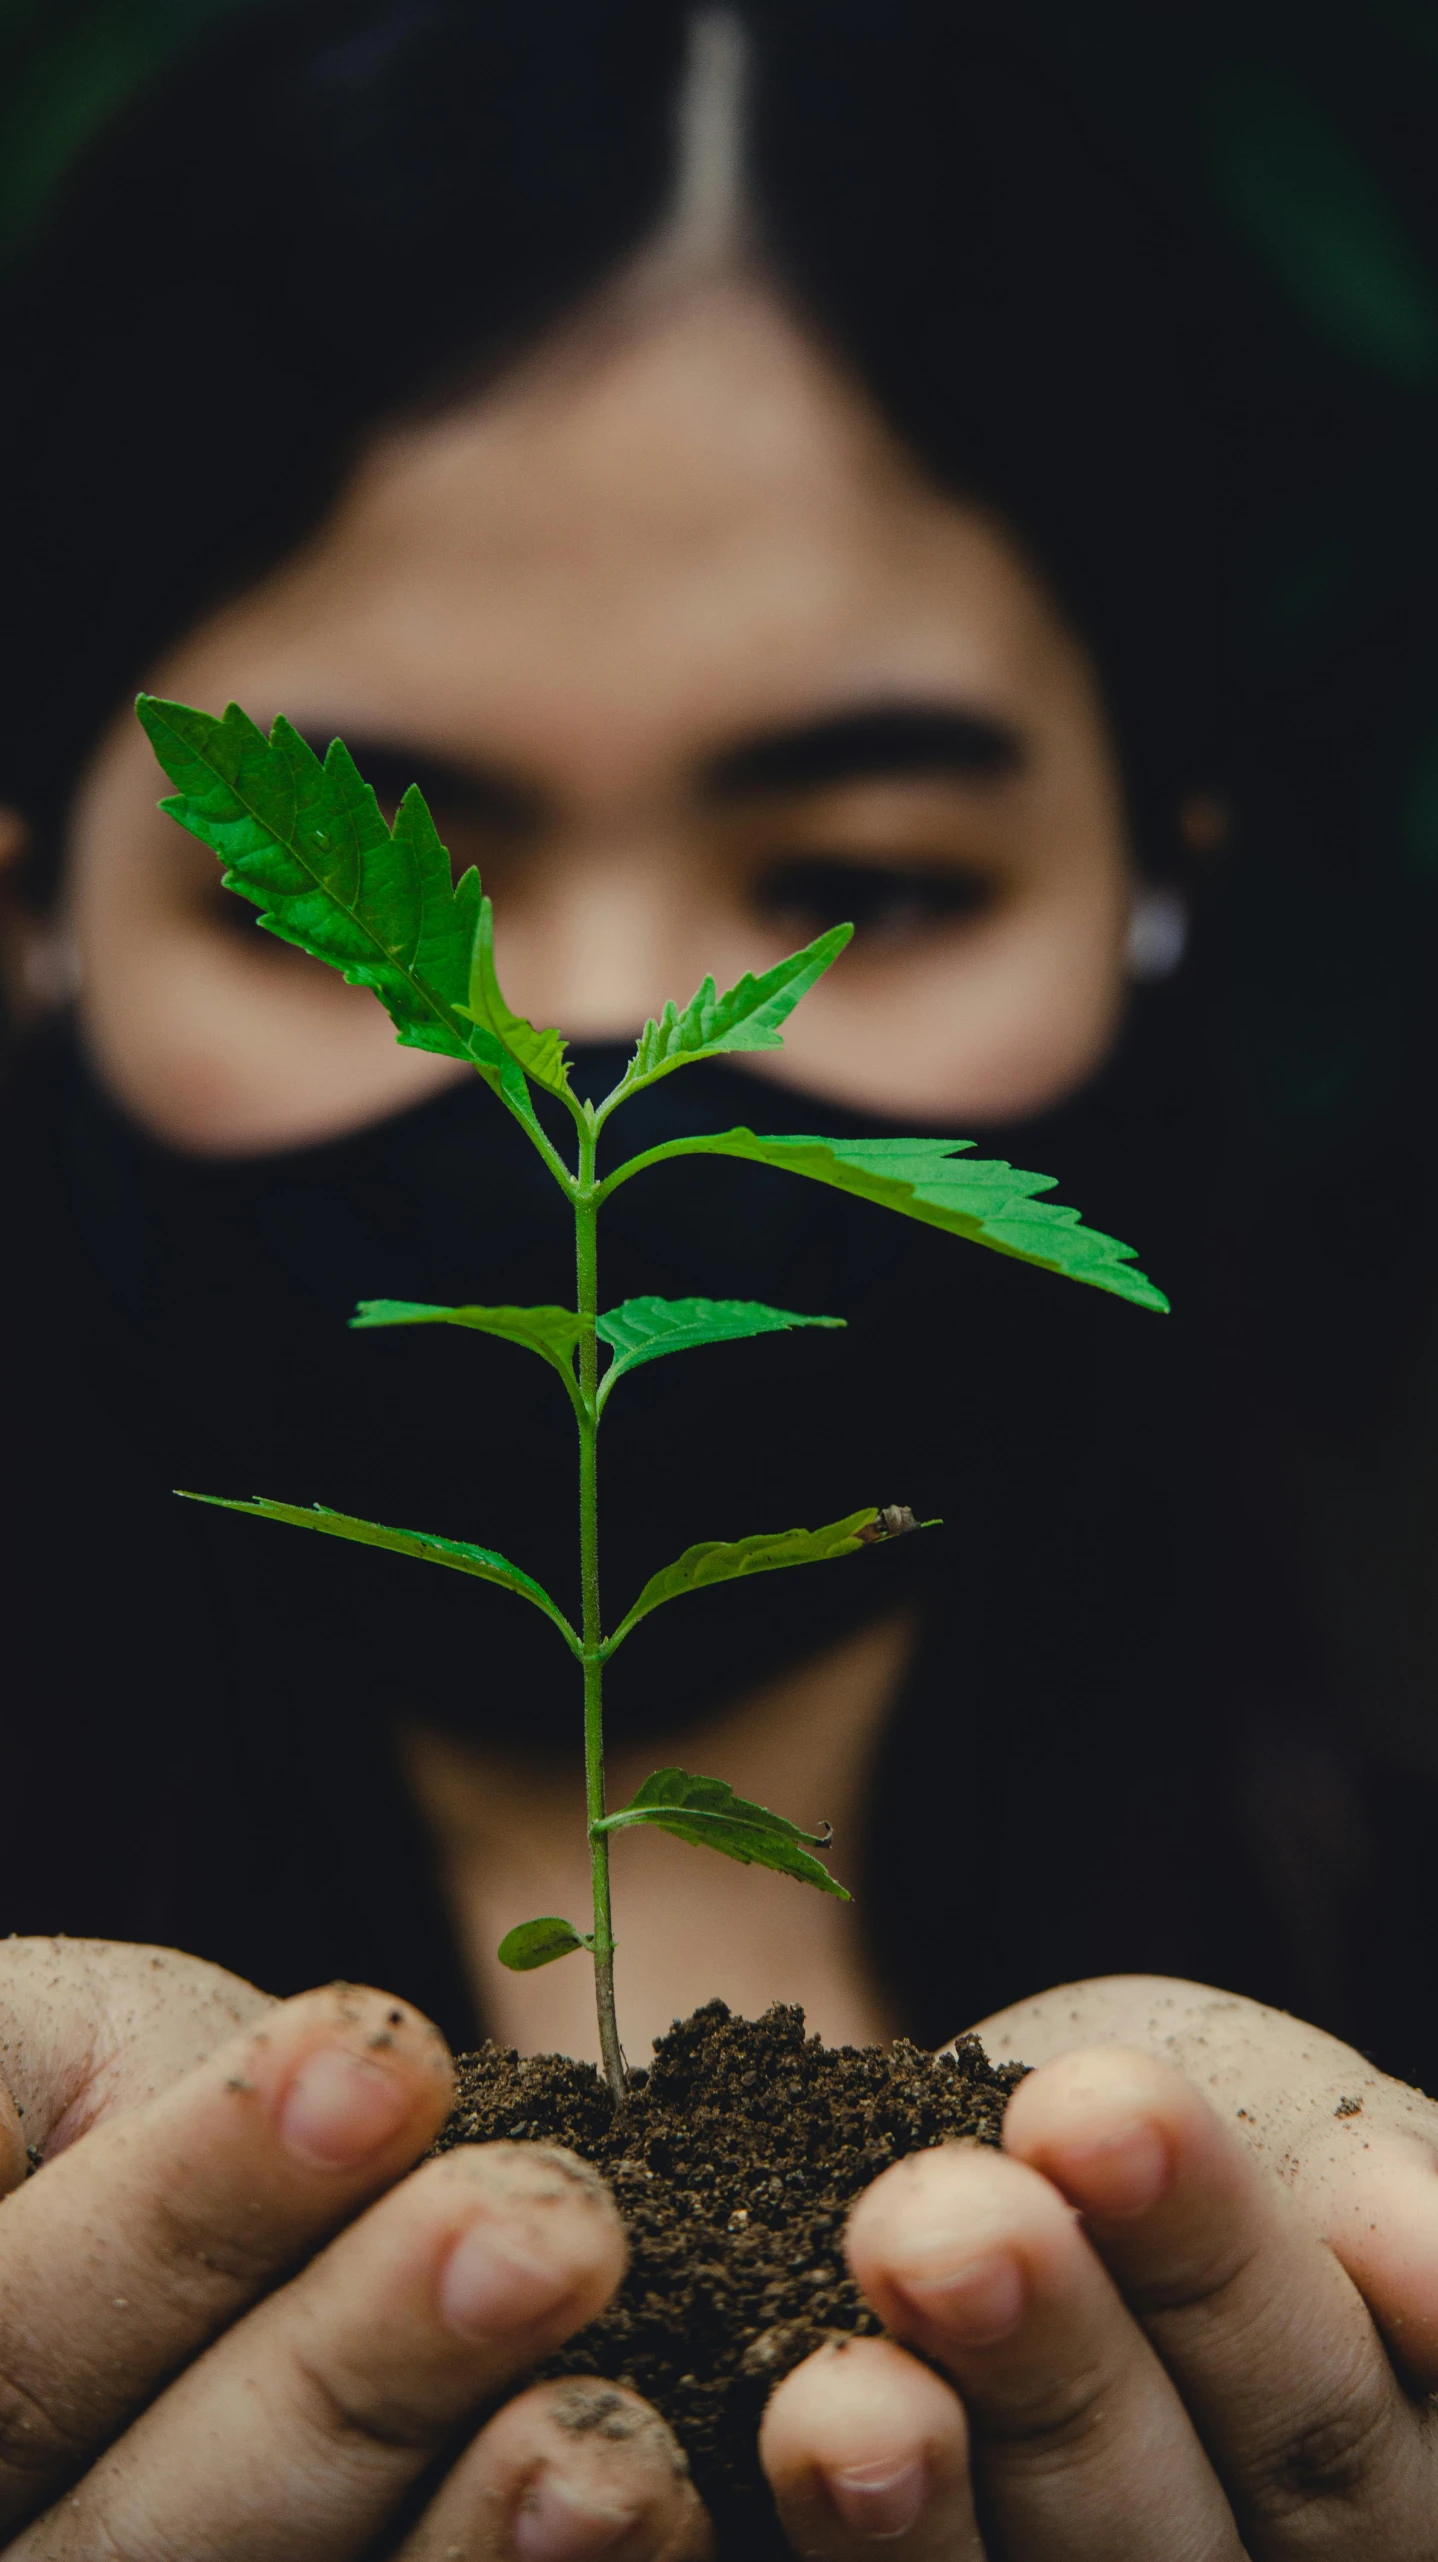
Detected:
left=437, top=2001, right=1024, bottom=2555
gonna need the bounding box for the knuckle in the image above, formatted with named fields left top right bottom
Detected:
left=975, top=2351, right=1120, bottom=2461
left=1119, top=2233, right=1262, bottom=2323
left=291, top=2348, right=453, bottom=2462
left=142, top=2183, right=279, bottom=2298
left=1245, top=2379, right=1400, bottom=2519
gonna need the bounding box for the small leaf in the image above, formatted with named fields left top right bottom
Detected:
left=135, top=698, right=540, bottom=1132
left=606, top=1507, right=893, bottom=1652
left=595, top=1768, right=849, bottom=1899
left=614, top=923, right=851, bottom=1098
left=457, top=893, right=571, bottom=1096
left=594, top=1295, right=843, bottom=1409
left=351, top=1299, right=583, bottom=1395
left=605, top=1129, right=1167, bottom=1313
left=497, top=1917, right=588, bottom=1970
left=175, top=1491, right=580, bottom=1651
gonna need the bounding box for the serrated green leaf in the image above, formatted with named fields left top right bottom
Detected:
left=595, top=1768, right=849, bottom=1899
left=605, top=1507, right=888, bottom=1653
left=612, top=923, right=852, bottom=1100
left=175, top=1491, right=580, bottom=1652
left=135, top=696, right=541, bottom=1133
left=594, top=1295, right=843, bottom=1411
left=350, top=1299, right=583, bottom=1397
left=498, top=1917, right=589, bottom=1970
left=456, top=892, right=571, bottom=1096
left=604, top=1129, right=1167, bottom=1313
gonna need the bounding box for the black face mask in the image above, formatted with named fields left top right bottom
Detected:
left=6, top=1004, right=1202, bottom=1759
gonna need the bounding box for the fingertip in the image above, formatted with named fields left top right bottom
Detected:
left=762, top=2337, right=970, bottom=2558
left=844, top=2138, right=1065, bottom=2343
left=406, top=2377, right=714, bottom=2562
left=1004, top=2046, right=1208, bottom=2224
left=427, top=2143, right=628, bottom=2346
left=762, top=2332, right=966, bottom=2474
left=230, top=1983, right=454, bottom=2178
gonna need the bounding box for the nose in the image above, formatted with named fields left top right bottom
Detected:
left=490, top=826, right=722, bottom=1042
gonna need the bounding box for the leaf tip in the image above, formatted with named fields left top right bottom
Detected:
left=854, top=1503, right=931, bottom=1545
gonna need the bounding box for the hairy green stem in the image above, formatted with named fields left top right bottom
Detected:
left=575, top=1125, right=625, bottom=2101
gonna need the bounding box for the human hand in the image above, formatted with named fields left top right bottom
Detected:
left=0, top=1938, right=710, bottom=2558
left=759, top=1974, right=1438, bottom=2557
left=25, top=1947, right=1438, bottom=2559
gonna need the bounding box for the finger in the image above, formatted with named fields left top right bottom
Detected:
left=973, top=1974, right=1438, bottom=2391
left=0, top=1936, right=274, bottom=2157
left=394, top=2377, right=713, bottom=2561
left=0, top=1979, right=452, bottom=2527
left=1304, top=2116, right=1438, bottom=2388
left=13, top=2141, right=627, bottom=2562
left=1006, top=2046, right=1438, bottom=2556
left=847, top=2142, right=1242, bottom=2559
left=761, top=2334, right=981, bottom=2560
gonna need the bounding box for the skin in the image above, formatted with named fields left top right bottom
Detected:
left=57, top=273, right=1132, bottom=1151
left=403, top=1611, right=916, bottom=2060
left=47, top=267, right=1129, bottom=2069
left=0, top=271, right=1425, bottom=2550
left=0, top=1946, right=1437, bottom=2557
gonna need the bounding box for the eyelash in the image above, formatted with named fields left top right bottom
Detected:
left=208, top=820, right=994, bottom=952
left=751, top=857, right=993, bottom=942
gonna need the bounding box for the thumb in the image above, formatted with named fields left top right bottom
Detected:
left=0, top=1935, right=274, bottom=2175
left=972, top=1970, right=1438, bottom=2392
left=1284, top=2099, right=1438, bottom=2392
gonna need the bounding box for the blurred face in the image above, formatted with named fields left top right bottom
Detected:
left=62, top=274, right=1134, bottom=1152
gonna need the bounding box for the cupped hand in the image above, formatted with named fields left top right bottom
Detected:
left=760, top=1975, right=1438, bottom=2558
left=0, top=1939, right=710, bottom=2559
left=14, top=1950, right=1438, bottom=2561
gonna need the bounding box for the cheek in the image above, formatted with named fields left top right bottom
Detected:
left=769, top=870, right=1132, bottom=1123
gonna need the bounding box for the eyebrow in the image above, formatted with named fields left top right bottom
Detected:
left=701, top=704, right=1027, bottom=800
left=297, top=731, right=540, bottom=832
left=295, top=696, right=1026, bottom=832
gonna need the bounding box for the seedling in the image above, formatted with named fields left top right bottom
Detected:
left=137, top=694, right=1167, bottom=2101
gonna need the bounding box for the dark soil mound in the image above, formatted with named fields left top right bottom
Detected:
left=437, top=2001, right=1025, bottom=2554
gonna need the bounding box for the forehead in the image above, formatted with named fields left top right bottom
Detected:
left=201, top=279, right=1086, bottom=783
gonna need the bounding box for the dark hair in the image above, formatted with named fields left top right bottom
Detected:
left=5, top=0, right=1438, bottom=1178
left=0, top=0, right=1225, bottom=895
left=9, top=0, right=1438, bottom=2070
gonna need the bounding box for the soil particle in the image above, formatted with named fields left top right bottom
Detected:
left=437, top=2001, right=1024, bottom=2555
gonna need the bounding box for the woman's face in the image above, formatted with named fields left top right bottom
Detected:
left=63, top=275, right=1135, bottom=1152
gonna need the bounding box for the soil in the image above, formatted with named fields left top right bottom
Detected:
left=436, top=2001, right=1026, bottom=2556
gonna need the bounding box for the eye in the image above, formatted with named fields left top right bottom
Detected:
left=204, top=739, right=533, bottom=937
left=752, top=856, right=993, bottom=945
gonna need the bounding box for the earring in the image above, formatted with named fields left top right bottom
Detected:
left=1125, top=883, right=1188, bottom=981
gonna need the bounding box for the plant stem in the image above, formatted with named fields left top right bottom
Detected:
left=575, top=1123, right=625, bottom=2102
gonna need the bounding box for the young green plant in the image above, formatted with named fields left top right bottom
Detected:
left=138, top=694, right=1168, bottom=2102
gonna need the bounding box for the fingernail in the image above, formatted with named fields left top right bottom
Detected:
left=279, top=2046, right=414, bottom=2168
left=513, top=2468, right=639, bottom=2558
left=1052, top=2121, right=1171, bottom=2221
left=440, top=2219, right=574, bottom=2340
left=898, top=2246, right=1024, bottom=2343
left=823, top=2454, right=927, bottom=2541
